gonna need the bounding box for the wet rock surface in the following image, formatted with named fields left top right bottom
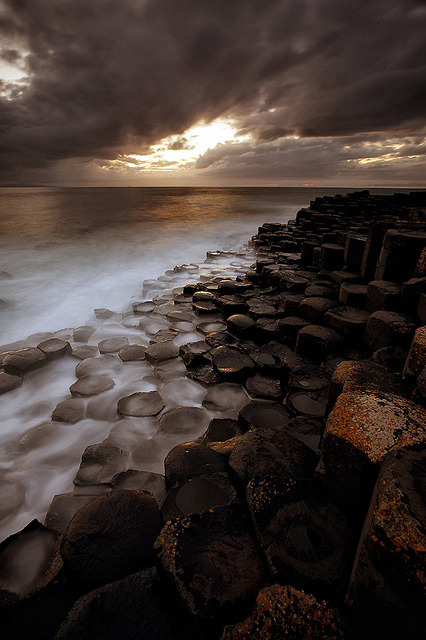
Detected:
left=118, top=391, right=165, bottom=417
left=60, top=490, right=163, bottom=588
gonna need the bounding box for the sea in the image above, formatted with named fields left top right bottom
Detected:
left=0, top=186, right=417, bottom=544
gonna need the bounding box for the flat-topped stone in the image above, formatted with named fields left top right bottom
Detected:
left=296, top=325, right=344, bottom=359
left=75, top=355, right=116, bottom=377
left=98, top=337, right=129, bottom=353
left=164, top=441, right=227, bottom=487
left=238, top=400, right=291, bottom=431
left=325, top=306, right=370, bottom=338
left=366, top=310, right=416, bottom=349
left=158, top=406, right=210, bottom=438
left=367, top=280, right=401, bottom=312
left=118, top=391, right=164, bottom=417
left=161, top=472, right=237, bottom=521
left=211, top=345, right=255, bottom=381
left=37, top=338, right=71, bottom=359
left=70, top=375, right=115, bottom=397
left=71, top=345, right=98, bottom=360
left=300, top=297, right=338, bottom=323
left=52, top=398, right=85, bottom=423
left=145, top=341, right=179, bottom=363
left=403, top=325, right=426, bottom=377
left=1, top=347, right=47, bottom=374
left=74, top=442, right=127, bottom=486
left=45, top=493, right=98, bottom=534
left=118, top=344, right=147, bottom=361
left=245, top=373, right=282, bottom=400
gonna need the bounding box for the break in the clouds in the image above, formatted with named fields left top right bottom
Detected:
left=0, top=0, right=425, bottom=185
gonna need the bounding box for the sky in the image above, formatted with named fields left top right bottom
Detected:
left=0, top=0, right=425, bottom=187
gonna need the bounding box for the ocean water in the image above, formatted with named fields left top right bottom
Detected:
left=0, top=186, right=416, bottom=545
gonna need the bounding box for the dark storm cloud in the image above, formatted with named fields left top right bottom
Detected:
left=0, top=0, right=425, bottom=179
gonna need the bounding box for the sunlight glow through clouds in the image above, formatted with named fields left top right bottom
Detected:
left=116, top=119, right=252, bottom=172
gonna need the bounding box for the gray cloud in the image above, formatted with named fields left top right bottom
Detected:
left=0, top=0, right=425, bottom=182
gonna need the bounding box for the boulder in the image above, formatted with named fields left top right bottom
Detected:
left=211, top=346, right=255, bottom=381
left=299, top=297, right=338, bottom=323
left=403, top=325, right=426, bottom=378
left=325, top=306, right=370, bottom=339
left=111, top=470, right=167, bottom=507
left=222, top=584, right=343, bottom=640
left=339, top=283, right=367, bottom=307
left=60, top=490, right=163, bottom=588
left=0, top=369, right=22, bottom=394
left=366, top=280, right=400, bottom=312
left=201, top=418, right=243, bottom=444
left=247, top=476, right=353, bottom=600
left=226, top=314, right=255, bottom=339
left=154, top=504, right=267, bottom=627
left=346, top=446, right=426, bottom=640
left=45, top=493, right=98, bottom=534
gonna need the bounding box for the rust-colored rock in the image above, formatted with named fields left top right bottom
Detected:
left=403, top=325, right=426, bottom=377
left=320, top=391, right=426, bottom=513
left=222, top=584, right=343, bottom=640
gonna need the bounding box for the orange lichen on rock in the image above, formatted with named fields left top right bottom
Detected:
left=223, top=584, right=343, bottom=639
left=323, top=391, right=426, bottom=464
left=403, top=325, right=426, bottom=377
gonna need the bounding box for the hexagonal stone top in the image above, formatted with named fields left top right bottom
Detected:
left=118, top=391, right=165, bottom=417
left=145, top=342, right=179, bottom=364
left=70, top=375, right=115, bottom=397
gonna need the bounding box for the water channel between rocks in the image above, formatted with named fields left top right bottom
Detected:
left=0, top=247, right=257, bottom=542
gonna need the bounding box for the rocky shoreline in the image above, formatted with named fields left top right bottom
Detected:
left=0, top=189, right=425, bottom=639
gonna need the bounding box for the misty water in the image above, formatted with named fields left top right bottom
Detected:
left=0, top=186, right=412, bottom=544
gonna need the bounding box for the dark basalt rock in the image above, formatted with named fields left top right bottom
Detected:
left=278, top=292, right=304, bottom=315
left=187, top=361, right=222, bottom=385
left=320, top=243, right=345, bottom=270
left=339, top=283, right=367, bottom=307
left=60, top=490, right=163, bottom=588
left=286, top=416, right=324, bottom=452
left=346, top=446, right=426, bottom=640
left=278, top=316, right=310, bottom=338
left=205, top=330, right=239, bottom=348
left=52, top=398, right=85, bottom=424
left=149, top=328, right=179, bottom=344
left=74, top=355, right=117, bottom=377
left=222, top=584, right=344, bottom=640
left=118, top=344, right=147, bottom=361
left=325, top=306, right=370, bottom=339
left=211, top=345, right=255, bottom=381
left=94, top=307, right=115, bottom=319
left=375, top=229, right=426, bottom=282
left=288, top=364, right=329, bottom=391
left=202, top=383, right=250, bottom=412
left=365, top=310, right=416, bottom=349
left=245, top=373, right=282, bottom=400
left=164, top=441, right=227, bottom=487
left=285, top=389, right=327, bottom=419
left=228, top=428, right=317, bottom=486
left=55, top=568, right=177, bottom=640
left=238, top=400, right=291, bottom=431
left=161, top=472, right=237, bottom=521
left=201, top=418, right=243, bottom=444
left=196, top=320, right=227, bottom=335
left=37, top=338, right=71, bottom=359
left=296, top=325, right=344, bottom=359
left=1, top=347, right=47, bottom=375
left=145, top=342, right=179, bottom=363
left=299, top=296, right=338, bottom=323
left=246, top=476, right=353, bottom=601
left=366, top=280, right=401, bottom=312
left=118, top=391, right=164, bottom=417
left=154, top=504, right=267, bottom=627
left=70, top=375, right=115, bottom=397
left=0, top=369, right=22, bottom=394
left=226, top=314, right=256, bottom=339
left=74, top=442, right=127, bottom=486
left=158, top=406, right=210, bottom=438
left=304, top=284, right=337, bottom=299
left=372, top=345, right=408, bottom=372
left=111, top=470, right=167, bottom=507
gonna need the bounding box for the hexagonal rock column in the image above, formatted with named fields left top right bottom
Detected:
left=375, top=229, right=426, bottom=282
left=0, top=369, right=22, bottom=394
left=222, top=585, right=343, bottom=640
left=366, top=280, right=401, bottom=312
left=60, top=490, right=163, bottom=588
left=325, top=306, right=370, bottom=340
left=403, top=325, right=426, bottom=378
left=1, top=347, right=47, bottom=375
left=320, top=391, right=426, bottom=515
left=295, top=325, right=344, bottom=360
left=346, top=446, right=426, bottom=640
left=228, top=428, right=317, bottom=486
left=154, top=504, right=268, bottom=630
left=37, top=338, right=71, bottom=359
left=365, top=310, right=416, bottom=349
left=246, top=476, right=353, bottom=601
left=211, top=346, right=255, bottom=381
left=117, top=391, right=164, bottom=417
